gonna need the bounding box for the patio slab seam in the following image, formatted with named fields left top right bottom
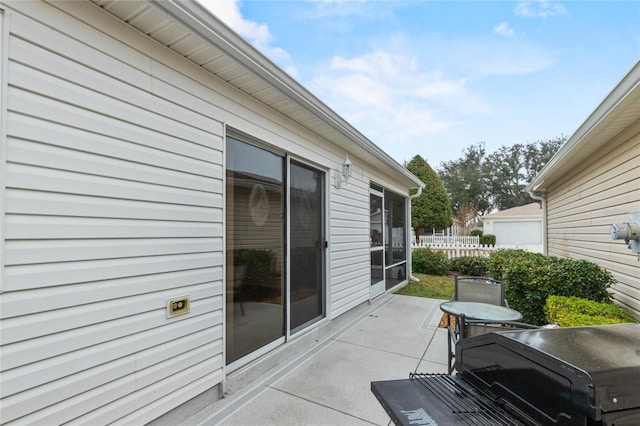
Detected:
left=332, top=337, right=426, bottom=363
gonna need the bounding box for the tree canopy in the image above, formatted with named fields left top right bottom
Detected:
left=437, top=136, right=565, bottom=222
left=406, top=155, right=453, bottom=234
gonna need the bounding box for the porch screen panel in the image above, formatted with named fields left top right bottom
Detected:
left=384, top=190, right=406, bottom=290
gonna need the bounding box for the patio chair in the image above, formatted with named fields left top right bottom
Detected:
left=453, top=275, right=508, bottom=307
left=444, top=277, right=513, bottom=373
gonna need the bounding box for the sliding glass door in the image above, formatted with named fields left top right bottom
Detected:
left=226, top=138, right=326, bottom=365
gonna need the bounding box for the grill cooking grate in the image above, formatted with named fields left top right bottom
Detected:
left=410, top=373, right=528, bottom=426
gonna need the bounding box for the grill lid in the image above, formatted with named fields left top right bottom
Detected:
left=501, top=323, right=640, bottom=412
left=457, top=323, right=640, bottom=423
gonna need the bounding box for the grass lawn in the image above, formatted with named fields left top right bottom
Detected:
left=395, top=273, right=454, bottom=300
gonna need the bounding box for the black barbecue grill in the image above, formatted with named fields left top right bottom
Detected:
left=372, top=323, right=640, bottom=425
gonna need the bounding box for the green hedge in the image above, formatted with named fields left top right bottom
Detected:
left=545, top=296, right=637, bottom=327
left=412, top=248, right=451, bottom=276
left=450, top=256, right=489, bottom=276
left=488, top=250, right=614, bottom=325
left=470, top=229, right=483, bottom=237
left=489, top=249, right=534, bottom=281
left=480, top=234, right=496, bottom=246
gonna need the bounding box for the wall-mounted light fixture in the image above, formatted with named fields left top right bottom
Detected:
left=334, top=155, right=353, bottom=189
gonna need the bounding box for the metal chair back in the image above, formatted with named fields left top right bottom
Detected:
left=454, top=276, right=506, bottom=307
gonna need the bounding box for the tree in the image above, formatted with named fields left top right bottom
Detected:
left=485, top=144, right=529, bottom=210
left=485, top=137, right=566, bottom=210
left=438, top=143, right=492, bottom=217
left=438, top=137, right=566, bottom=221
left=406, top=155, right=453, bottom=239
left=454, top=202, right=479, bottom=235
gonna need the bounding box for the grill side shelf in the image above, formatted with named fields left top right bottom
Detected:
left=372, top=373, right=537, bottom=426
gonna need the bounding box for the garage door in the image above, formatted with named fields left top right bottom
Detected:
left=493, top=221, right=542, bottom=245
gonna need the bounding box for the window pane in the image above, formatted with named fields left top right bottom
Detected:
left=290, top=161, right=324, bottom=332
left=226, top=137, right=284, bottom=364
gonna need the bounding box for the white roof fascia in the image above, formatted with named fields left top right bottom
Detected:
left=150, top=0, right=424, bottom=190
left=527, top=60, right=640, bottom=193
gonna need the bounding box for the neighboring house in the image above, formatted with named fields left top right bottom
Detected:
left=480, top=202, right=543, bottom=253
left=0, top=1, right=424, bottom=423
left=527, top=60, right=640, bottom=319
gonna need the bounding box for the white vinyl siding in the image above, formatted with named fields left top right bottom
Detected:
left=0, top=0, right=416, bottom=422
left=546, top=130, right=640, bottom=316
left=329, top=179, right=371, bottom=316
left=1, top=2, right=224, bottom=424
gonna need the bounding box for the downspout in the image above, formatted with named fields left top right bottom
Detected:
left=528, top=190, right=548, bottom=255
left=408, top=186, right=424, bottom=282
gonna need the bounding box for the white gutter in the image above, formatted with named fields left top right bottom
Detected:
left=527, top=191, right=548, bottom=255
left=408, top=186, right=424, bottom=282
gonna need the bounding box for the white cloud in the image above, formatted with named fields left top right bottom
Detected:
left=306, top=0, right=382, bottom=18
left=493, top=22, right=515, bottom=37
left=515, top=1, right=567, bottom=18
left=310, top=46, right=483, bottom=160
left=198, top=0, right=293, bottom=65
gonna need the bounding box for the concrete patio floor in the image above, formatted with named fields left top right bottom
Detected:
left=153, top=294, right=448, bottom=425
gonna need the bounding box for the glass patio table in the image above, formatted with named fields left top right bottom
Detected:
left=440, top=301, right=523, bottom=373
left=440, top=301, right=523, bottom=322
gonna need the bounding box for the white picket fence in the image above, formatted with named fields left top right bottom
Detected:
left=411, top=241, right=497, bottom=259
left=418, top=235, right=480, bottom=246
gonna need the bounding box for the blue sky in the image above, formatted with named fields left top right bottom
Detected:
left=200, top=0, right=640, bottom=168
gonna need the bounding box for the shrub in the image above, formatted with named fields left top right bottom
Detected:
left=545, top=296, right=637, bottom=327
left=489, top=250, right=615, bottom=325
left=412, top=248, right=451, bottom=276
left=489, top=249, right=534, bottom=281
left=450, top=256, right=489, bottom=276
left=469, top=229, right=483, bottom=238
left=480, top=234, right=496, bottom=246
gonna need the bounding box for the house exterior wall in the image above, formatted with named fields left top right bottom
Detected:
left=0, top=1, right=414, bottom=423
left=545, top=127, right=640, bottom=317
